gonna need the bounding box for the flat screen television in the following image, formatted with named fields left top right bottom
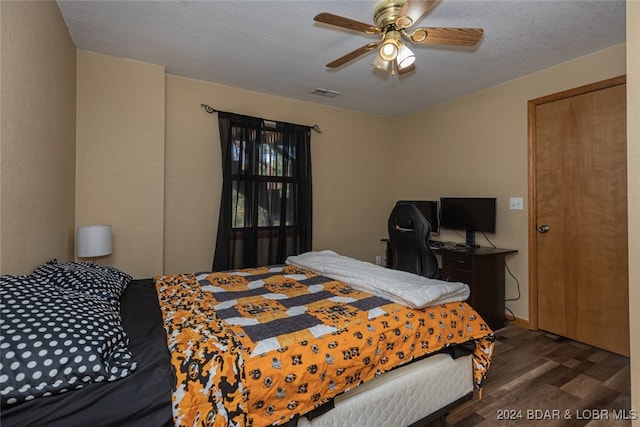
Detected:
left=439, top=197, right=496, bottom=248
left=396, top=200, right=439, bottom=234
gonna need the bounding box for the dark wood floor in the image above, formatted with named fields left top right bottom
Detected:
left=430, top=323, right=632, bottom=427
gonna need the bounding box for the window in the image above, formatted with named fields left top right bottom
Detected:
left=231, top=128, right=296, bottom=229
left=213, top=112, right=312, bottom=270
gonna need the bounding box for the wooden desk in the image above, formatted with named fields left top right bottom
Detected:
left=431, top=245, right=518, bottom=331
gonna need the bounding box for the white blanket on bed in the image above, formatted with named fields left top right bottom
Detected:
left=286, top=250, right=470, bottom=309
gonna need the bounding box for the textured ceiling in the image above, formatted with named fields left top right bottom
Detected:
left=57, top=0, right=626, bottom=117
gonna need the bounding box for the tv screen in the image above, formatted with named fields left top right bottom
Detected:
left=439, top=197, right=496, bottom=233
left=397, top=200, right=439, bottom=234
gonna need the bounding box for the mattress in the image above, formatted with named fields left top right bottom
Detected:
left=297, top=352, right=473, bottom=427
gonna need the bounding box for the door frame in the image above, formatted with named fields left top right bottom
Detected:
left=526, top=75, right=626, bottom=330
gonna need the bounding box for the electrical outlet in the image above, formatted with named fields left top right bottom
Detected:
left=509, top=197, right=524, bottom=210
left=375, top=255, right=382, bottom=265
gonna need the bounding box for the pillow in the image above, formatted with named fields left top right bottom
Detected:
left=0, top=274, right=137, bottom=406
left=31, top=260, right=132, bottom=302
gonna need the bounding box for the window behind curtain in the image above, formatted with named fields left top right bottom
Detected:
left=231, top=128, right=296, bottom=229
left=213, top=112, right=312, bottom=271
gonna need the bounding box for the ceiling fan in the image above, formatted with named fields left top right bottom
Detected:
left=314, top=0, right=484, bottom=76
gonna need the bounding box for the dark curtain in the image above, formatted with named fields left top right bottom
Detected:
left=213, top=112, right=312, bottom=271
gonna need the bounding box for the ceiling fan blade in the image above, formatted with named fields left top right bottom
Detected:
left=410, top=27, right=484, bottom=47
left=396, top=0, right=437, bottom=28
left=326, top=42, right=380, bottom=68
left=314, top=12, right=381, bottom=35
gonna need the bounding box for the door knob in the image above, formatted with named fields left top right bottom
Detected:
left=537, top=225, right=550, bottom=233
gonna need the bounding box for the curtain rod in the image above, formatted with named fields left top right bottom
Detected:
left=201, top=104, right=322, bottom=134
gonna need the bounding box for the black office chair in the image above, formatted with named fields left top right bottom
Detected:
left=387, top=202, right=440, bottom=279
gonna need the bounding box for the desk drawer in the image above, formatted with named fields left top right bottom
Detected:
left=442, top=252, right=472, bottom=270
left=442, top=267, right=472, bottom=285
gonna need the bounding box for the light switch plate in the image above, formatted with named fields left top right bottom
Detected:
left=509, top=197, right=524, bottom=210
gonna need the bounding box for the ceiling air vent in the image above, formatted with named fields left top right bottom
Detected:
left=310, top=88, right=341, bottom=98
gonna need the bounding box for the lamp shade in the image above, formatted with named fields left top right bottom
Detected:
left=77, top=225, right=112, bottom=258
left=379, top=41, right=398, bottom=61
left=379, top=30, right=401, bottom=61
left=371, top=54, right=390, bottom=71
left=396, top=43, right=416, bottom=70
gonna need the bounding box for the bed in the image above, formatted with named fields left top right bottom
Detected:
left=1, top=251, right=494, bottom=427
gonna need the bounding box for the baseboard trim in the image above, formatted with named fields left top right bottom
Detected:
left=506, top=316, right=531, bottom=329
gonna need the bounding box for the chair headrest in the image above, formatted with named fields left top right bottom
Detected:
left=388, top=203, right=432, bottom=235
left=394, top=218, right=414, bottom=230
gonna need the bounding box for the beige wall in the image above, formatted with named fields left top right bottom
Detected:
left=75, top=51, right=165, bottom=279
left=394, top=44, right=626, bottom=322
left=164, top=75, right=396, bottom=274
left=627, top=0, right=639, bottom=422
left=0, top=1, right=76, bottom=275
left=75, top=54, right=394, bottom=278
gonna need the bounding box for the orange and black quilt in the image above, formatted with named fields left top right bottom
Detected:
left=155, top=265, right=494, bottom=427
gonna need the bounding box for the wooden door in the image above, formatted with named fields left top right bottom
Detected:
left=529, top=77, right=629, bottom=356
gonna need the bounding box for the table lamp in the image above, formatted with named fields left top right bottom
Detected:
left=77, top=224, right=112, bottom=263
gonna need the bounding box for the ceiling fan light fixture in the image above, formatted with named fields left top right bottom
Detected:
left=371, top=54, right=390, bottom=71
left=396, top=43, right=416, bottom=70
left=379, top=30, right=401, bottom=61
left=379, top=40, right=399, bottom=61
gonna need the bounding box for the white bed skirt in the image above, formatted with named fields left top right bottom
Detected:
left=297, top=353, right=473, bottom=427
